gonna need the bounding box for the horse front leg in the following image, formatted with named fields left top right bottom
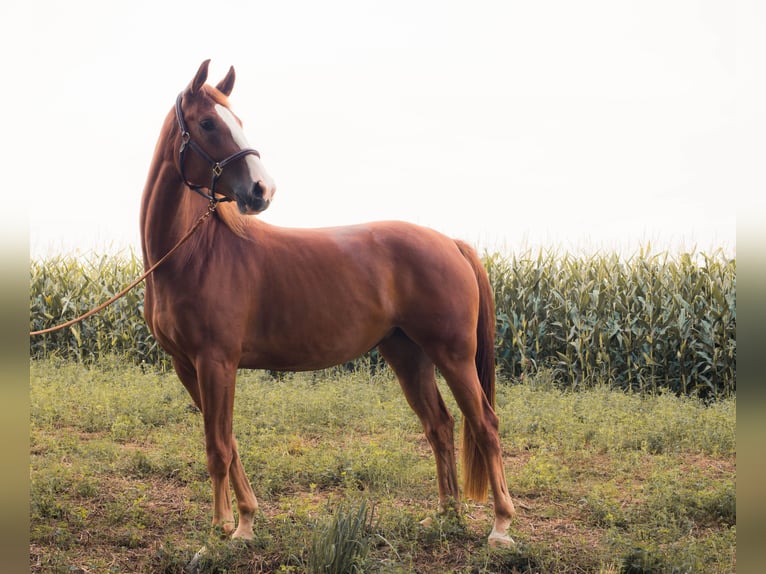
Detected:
left=229, top=436, right=258, bottom=539
left=197, top=360, right=238, bottom=535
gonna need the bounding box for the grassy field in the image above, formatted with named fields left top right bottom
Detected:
left=30, top=358, right=736, bottom=573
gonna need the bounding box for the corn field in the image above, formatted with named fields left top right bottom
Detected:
left=29, top=254, right=163, bottom=366
left=29, top=247, right=735, bottom=397
left=485, top=247, right=735, bottom=397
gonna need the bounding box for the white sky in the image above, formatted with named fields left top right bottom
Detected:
left=7, top=0, right=758, bottom=260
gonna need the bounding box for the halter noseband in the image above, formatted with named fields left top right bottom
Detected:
left=174, top=92, right=261, bottom=203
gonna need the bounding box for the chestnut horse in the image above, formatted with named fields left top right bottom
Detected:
left=140, top=60, right=515, bottom=547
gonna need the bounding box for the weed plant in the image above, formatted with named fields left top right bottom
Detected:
left=308, top=500, right=375, bottom=574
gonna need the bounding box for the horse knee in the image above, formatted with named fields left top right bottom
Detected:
left=423, top=411, right=455, bottom=448
left=205, top=442, right=233, bottom=477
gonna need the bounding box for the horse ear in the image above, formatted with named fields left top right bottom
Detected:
left=216, top=66, right=236, bottom=97
left=190, top=59, right=211, bottom=94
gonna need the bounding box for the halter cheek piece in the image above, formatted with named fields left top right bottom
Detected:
left=175, top=92, right=261, bottom=204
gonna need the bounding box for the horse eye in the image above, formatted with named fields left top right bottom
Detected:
left=200, top=118, right=216, bottom=131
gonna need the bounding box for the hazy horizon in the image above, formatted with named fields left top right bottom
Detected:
left=13, top=1, right=742, bottom=262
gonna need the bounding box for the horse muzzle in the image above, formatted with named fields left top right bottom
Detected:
left=236, top=179, right=274, bottom=214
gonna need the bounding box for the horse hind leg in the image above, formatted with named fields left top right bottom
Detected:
left=378, top=330, right=460, bottom=514
left=434, top=355, right=516, bottom=547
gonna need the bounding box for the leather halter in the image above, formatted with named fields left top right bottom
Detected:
left=174, top=92, right=261, bottom=203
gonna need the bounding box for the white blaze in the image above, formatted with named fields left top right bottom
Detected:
left=214, top=104, right=275, bottom=201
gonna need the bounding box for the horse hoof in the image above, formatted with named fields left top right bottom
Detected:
left=488, top=532, right=515, bottom=548
left=185, top=545, right=207, bottom=573
left=232, top=527, right=255, bottom=540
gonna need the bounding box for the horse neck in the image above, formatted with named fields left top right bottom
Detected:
left=140, top=114, right=209, bottom=269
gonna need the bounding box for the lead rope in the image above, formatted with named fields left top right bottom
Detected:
left=30, top=201, right=218, bottom=336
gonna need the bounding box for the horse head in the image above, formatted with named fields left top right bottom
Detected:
left=175, top=60, right=276, bottom=214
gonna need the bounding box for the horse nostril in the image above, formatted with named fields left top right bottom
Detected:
left=251, top=179, right=275, bottom=205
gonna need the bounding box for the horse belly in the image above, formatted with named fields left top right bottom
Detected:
left=238, top=296, right=393, bottom=372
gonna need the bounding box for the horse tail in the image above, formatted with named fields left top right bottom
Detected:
left=454, top=240, right=496, bottom=502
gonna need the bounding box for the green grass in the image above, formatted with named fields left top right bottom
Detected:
left=30, top=358, right=735, bottom=573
